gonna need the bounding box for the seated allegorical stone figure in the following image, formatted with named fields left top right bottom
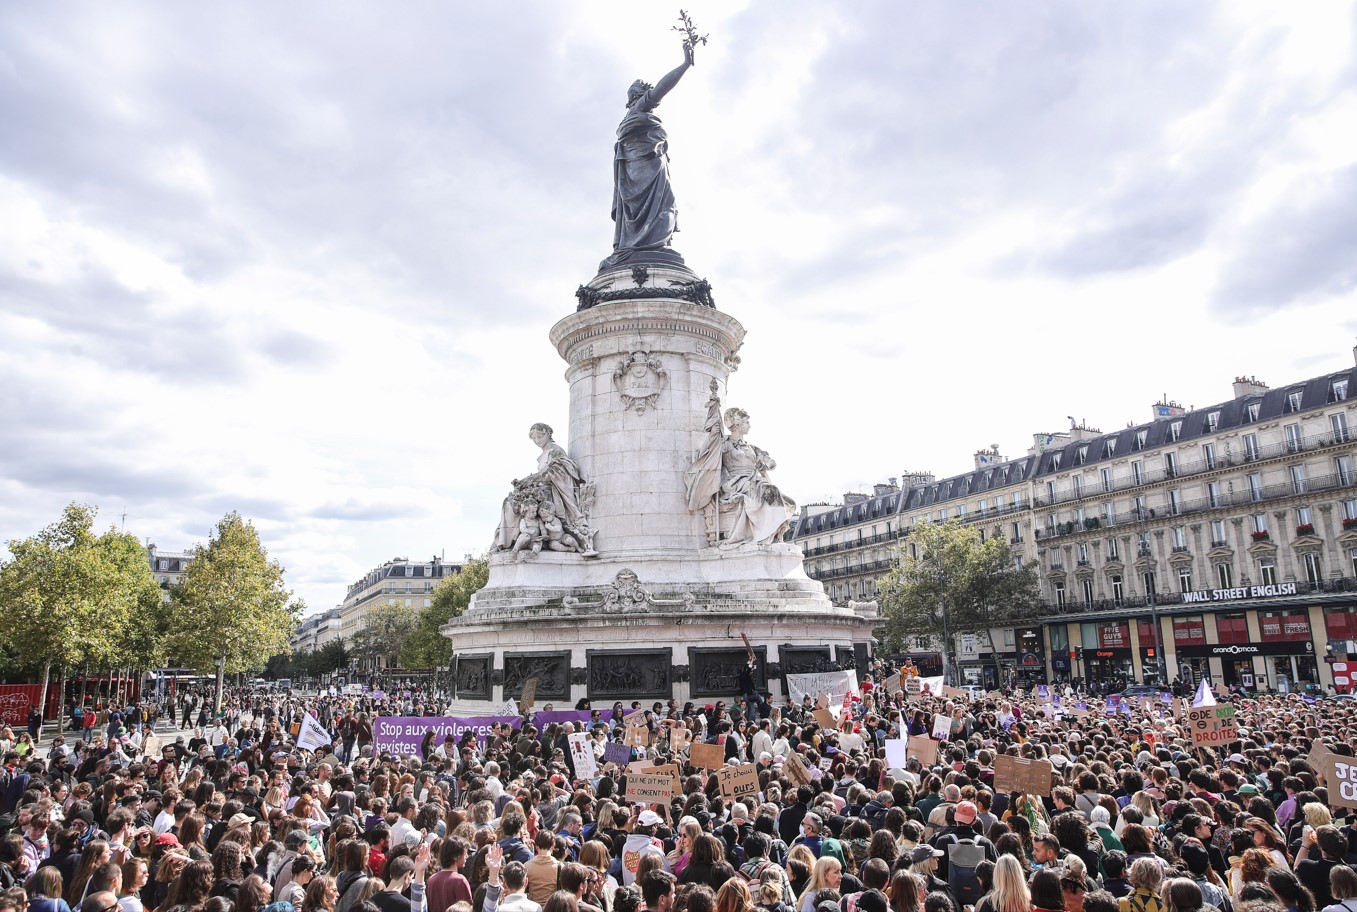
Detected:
left=494, top=423, right=598, bottom=558
left=684, top=381, right=796, bottom=547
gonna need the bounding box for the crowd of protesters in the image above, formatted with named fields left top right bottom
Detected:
left=1, top=667, right=1356, bottom=912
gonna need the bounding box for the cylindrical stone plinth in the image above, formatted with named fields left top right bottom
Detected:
left=549, top=297, right=744, bottom=555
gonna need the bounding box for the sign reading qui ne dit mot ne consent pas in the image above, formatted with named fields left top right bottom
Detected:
left=374, top=716, right=520, bottom=756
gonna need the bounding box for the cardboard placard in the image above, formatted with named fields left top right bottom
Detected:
left=602, top=741, right=632, bottom=767
left=908, top=734, right=939, bottom=766
left=630, top=760, right=682, bottom=797
left=689, top=741, right=726, bottom=771
left=625, top=724, right=650, bottom=749
left=626, top=770, right=675, bottom=803
left=670, top=726, right=693, bottom=753
left=1316, top=753, right=1357, bottom=809
left=1186, top=705, right=1238, bottom=747
left=623, top=709, right=646, bottom=728
left=813, top=708, right=838, bottom=730
left=993, top=754, right=1053, bottom=796
left=932, top=714, right=952, bottom=740
left=518, top=677, right=539, bottom=715
left=942, top=685, right=967, bottom=699
left=716, top=763, right=760, bottom=801
left=782, top=752, right=813, bottom=786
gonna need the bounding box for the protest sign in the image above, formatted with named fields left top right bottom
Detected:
left=818, top=757, right=833, bottom=771
left=931, top=714, right=952, bottom=740
left=624, top=724, right=650, bottom=749
left=532, top=710, right=595, bottom=727
left=942, top=685, right=967, bottom=700
left=630, top=761, right=682, bottom=797
left=786, top=671, right=859, bottom=707
left=782, top=752, right=813, bottom=786
left=717, top=763, right=761, bottom=801
left=626, top=770, right=674, bottom=803
left=689, top=741, right=725, bottom=770
left=1186, top=705, right=1237, bottom=748
left=908, top=735, right=939, bottom=766
left=1317, top=753, right=1357, bottom=809
left=813, top=708, right=838, bottom=730
left=993, top=754, right=1053, bottom=796
left=374, top=715, right=519, bottom=755
left=568, top=731, right=597, bottom=779
left=517, top=677, right=539, bottom=716
left=884, top=738, right=907, bottom=768
left=602, top=741, right=632, bottom=767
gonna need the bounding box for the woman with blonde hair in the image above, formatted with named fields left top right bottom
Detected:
left=785, top=844, right=816, bottom=899
left=1116, top=794, right=1161, bottom=836
left=796, top=857, right=842, bottom=912
left=976, top=855, right=1028, bottom=912
left=716, top=879, right=755, bottom=912
left=1118, top=858, right=1165, bottom=912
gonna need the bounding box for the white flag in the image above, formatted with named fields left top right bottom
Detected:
left=1192, top=678, right=1217, bottom=708
left=297, top=713, right=332, bottom=752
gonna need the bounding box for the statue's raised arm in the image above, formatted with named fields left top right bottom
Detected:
left=600, top=28, right=704, bottom=272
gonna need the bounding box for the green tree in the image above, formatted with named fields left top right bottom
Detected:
left=316, top=639, right=351, bottom=674
left=101, top=527, right=173, bottom=672
left=878, top=519, right=1040, bottom=683
left=0, top=504, right=158, bottom=719
left=168, top=512, right=300, bottom=710
left=352, top=603, right=420, bottom=668
left=404, top=556, right=489, bottom=667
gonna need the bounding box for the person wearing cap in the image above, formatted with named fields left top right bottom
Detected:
left=620, top=809, right=668, bottom=887
left=906, top=844, right=948, bottom=895
left=928, top=801, right=997, bottom=877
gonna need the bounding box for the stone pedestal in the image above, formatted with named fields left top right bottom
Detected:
left=444, top=270, right=875, bottom=711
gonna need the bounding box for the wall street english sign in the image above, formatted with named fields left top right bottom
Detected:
left=1180, top=583, right=1298, bottom=605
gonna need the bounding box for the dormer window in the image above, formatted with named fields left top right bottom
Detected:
left=1169, top=420, right=1182, bottom=442
left=1205, top=411, right=1219, bottom=433
left=1287, top=390, right=1303, bottom=413
left=1135, top=429, right=1148, bottom=450
left=1051, top=452, right=1062, bottom=470
left=1246, top=401, right=1260, bottom=422
left=1077, top=446, right=1088, bottom=465
left=1102, top=439, right=1117, bottom=459
left=1332, top=378, right=1350, bottom=403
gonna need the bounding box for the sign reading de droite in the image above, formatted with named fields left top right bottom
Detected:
left=374, top=716, right=519, bottom=755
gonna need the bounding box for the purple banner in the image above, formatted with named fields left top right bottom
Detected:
left=532, top=710, right=595, bottom=727
left=374, top=715, right=518, bottom=756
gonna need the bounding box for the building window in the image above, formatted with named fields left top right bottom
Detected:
left=1178, top=568, right=1193, bottom=592
left=1244, top=433, right=1260, bottom=461
left=1047, top=481, right=1056, bottom=502
left=1111, top=574, right=1124, bottom=604
left=1143, top=570, right=1157, bottom=598
left=1138, top=531, right=1151, bottom=554
left=1338, top=455, right=1354, bottom=486
left=1174, top=615, right=1206, bottom=646
left=1013, top=491, right=1024, bottom=509
left=1169, top=489, right=1183, bottom=515
left=1333, top=377, right=1351, bottom=402
left=1072, top=476, right=1084, bottom=497
left=1103, top=502, right=1116, bottom=524
left=1206, top=412, right=1220, bottom=433
left=1165, top=452, right=1178, bottom=477
left=1246, top=401, right=1261, bottom=422
left=1203, top=442, right=1217, bottom=469
left=1078, top=446, right=1088, bottom=465
left=1351, top=548, right=1357, bottom=578
left=1170, top=420, right=1183, bottom=442
left=1132, top=460, right=1145, bottom=484
left=1136, top=429, right=1148, bottom=450
left=1055, top=582, right=1066, bottom=608
left=1287, top=390, right=1304, bottom=413
left=405, top=565, right=413, bottom=577
left=1297, top=506, right=1313, bottom=527
left=1216, top=613, right=1250, bottom=644
left=1173, top=526, right=1187, bottom=548
left=158, top=560, right=169, bottom=570
left=1216, top=562, right=1233, bottom=588
left=1076, top=506, right=1087, bottom=524
left=1082, top=579, right=1095, bottom=605
left=1291, top=465, right=1308, bottom=494
left=1286, top=423, right=1302, bottom=452
left=1101, top=468, right=1112, bottom=492
left=1345, top=499, right=1357, bottom=521
left=1259, top=559, right=1277, bottom=586
left=1334, top=412, right=1351, bottom=443
left=1302, top=552, right=1322, bottom=584
left=1259, top=608, right=1310, bottom=641
left=1207, top=481, right=1221, bottom=508
left=1211, top=519, right=1226, bottom=544
left=1248, top=473, right=1263, bottom=502
left=1052, top=452, right=1063, bottom=470
left=1011, top=522, right=1021, bottom=541
left=1104, top=440, right=1117, bottom=459
left=1107, top=537, right=1119, bottom=560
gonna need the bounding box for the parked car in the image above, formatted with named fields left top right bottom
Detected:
left=1114, top=684, right=1172, bottom=701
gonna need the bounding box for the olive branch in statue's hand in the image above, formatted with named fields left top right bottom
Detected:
left=673, top=9, right=709, bottom=62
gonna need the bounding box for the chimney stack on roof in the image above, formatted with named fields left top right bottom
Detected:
left=1232, top=375, right=1269, bottom=399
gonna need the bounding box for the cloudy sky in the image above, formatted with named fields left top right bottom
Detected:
left=3, top=2, right=1355, bottom=617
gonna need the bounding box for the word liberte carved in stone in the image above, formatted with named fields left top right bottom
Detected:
left=493, top=423, right=599, bottom=560
left=563, top=568, right=695, bottom=613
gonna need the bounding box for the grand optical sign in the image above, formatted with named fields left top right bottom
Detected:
left=1181, top=583, right=1298, bottom=604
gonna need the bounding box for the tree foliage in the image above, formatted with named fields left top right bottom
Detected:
left=352, top=603, right=420, bottom=668
left=404, top=556, right=489, bottom=668
left=0, top=504, right=163, bottom=715
left=167, top=512, right=300, bottom=708
left=878, top=520, right=1040, bottom=662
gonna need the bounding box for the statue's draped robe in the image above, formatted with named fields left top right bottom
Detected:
left=611, top=91, right=678, bottom=256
